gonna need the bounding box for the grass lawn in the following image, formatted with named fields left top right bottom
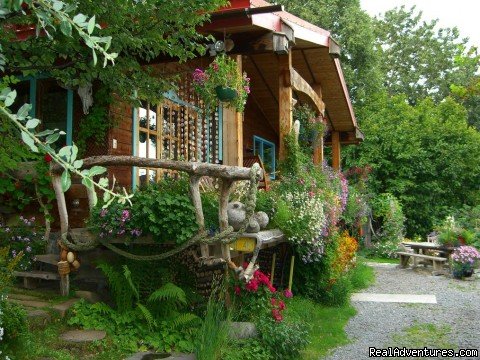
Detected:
left=287, top=297, right=357, bottom=359
left=286, top=262, right=375, bottom=359
left=3, top=317, right=129, bottom=360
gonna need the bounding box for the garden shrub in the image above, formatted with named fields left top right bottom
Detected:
left=371, top=193, right=405, bottom=243
left=256, top=317, right=309, bottom=360
left=69, top=264, right=200, bottom=353
left=131, top=176, right=198, bottom=244
left=0, top=216, right=47, bottom=271
left=223, top=339, right=272, bottom=360
left=0, top=301, right=28, bottom=346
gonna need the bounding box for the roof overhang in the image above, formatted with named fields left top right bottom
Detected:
left=202, top=0, right=360, bottom=141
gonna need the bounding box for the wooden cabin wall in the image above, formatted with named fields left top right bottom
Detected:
left=107, top=98, right=134, bottom=189
left=242, top=99, right=279, bottom=159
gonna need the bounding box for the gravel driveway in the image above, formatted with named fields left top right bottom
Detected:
left=325, top=264, right=480, bottom=360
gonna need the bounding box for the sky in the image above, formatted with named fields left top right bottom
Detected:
left=360, top=0, right=480, bottom=48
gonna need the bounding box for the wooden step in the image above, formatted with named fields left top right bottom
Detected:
left=35, top=254, right=59, bottom=266
left=14, top=270, right=60, bottom=280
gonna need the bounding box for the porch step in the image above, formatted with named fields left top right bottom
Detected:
left=35, top=254, right=59, bottom=266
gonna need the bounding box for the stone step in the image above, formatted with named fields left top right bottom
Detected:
left=8, top=297, right=79, bottom=318
left=27, top=309, right=52, bottom=330
left=59, top=330, right=106, bottom=343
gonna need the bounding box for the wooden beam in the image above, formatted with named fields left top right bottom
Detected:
left=312, top=83, right=324, bottom=166
left=278, top=52, right=293, bottom=161
left=290, top=67, right=325, bottom=116
left=331, top=131, right=341, bottom=170
left=222, top=55, right=243, bottom=166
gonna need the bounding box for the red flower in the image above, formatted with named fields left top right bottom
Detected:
left=270, top=298, right=277, bottom=306
left=44, top=153, right=52, bottom=163
left=284, top=289, right=293, bottom=298
left=234, top=286, right=241, bottom=295
left=245, top=279, right=259, bottom=292
left=268, top=284, right=276, bottom=293
left=271, top=308, right=283, bottom=322
left=278, top=300, right=286, bottom=310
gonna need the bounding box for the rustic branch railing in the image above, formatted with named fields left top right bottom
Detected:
left=50, top=156, right=262, bottom=295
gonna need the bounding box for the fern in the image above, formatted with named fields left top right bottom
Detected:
left=123, top=264, right=140, bottom=301
left=136, top=302, right=156, bottom=330
left=97, top=262, right=134, bottom=313
left=148, top=282, right=187, bottom=305
left=171, top=313, right=200, bottom=328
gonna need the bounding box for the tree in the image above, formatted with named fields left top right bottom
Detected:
left=374, top=6, right=478, bottom=106
left=1, top=0, right=226, bottom=103
left=277, top=0, right=382, bottom=106
left=345, top=92, right=480, bottom=236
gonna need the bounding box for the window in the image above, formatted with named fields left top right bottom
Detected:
left=135, top=91, right=222, bottom=187
left=253, top=136, right=276, bottom=179
left=12, top=76, right=73, bottom=147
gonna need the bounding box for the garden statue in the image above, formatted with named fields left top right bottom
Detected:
left=227, top=201, right=269, bottom=233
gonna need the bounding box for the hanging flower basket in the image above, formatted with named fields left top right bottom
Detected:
left=215, top=86, right=238, bottom=101
left=192, top=54, right=250, bottom=112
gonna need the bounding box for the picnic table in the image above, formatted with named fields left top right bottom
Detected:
left=398, top=241, right=453, bottom=275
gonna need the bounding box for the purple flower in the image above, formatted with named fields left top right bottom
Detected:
left=100, top=208, right=108, bottom=217
left=193, top=68, right=208, bottom=84
left=26, top=246, right=31, bottom=253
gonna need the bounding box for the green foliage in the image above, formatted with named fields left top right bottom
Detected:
left=0, top=246, right=23, bottom=298
left=346, top=94, right=480, bottom=236
left=363, top=239, right=401, bottom=259
left=75, top=85, right=114, bottom=157
left=294, top=104, right=326, bottom=157
left=374, top=6, right=475, bottom=105
left=256, top=317, right=309, bottom=360
left=0, top=300, right=28, bottom=346
left=69, top=264, right=200, bottom=353
left=1, top=0, right=227, bottom=105
left=131, top=177, right=198, bottom=244
left=192, top=54, right=250, bottom=112
left=195, top=284, right=230, bottom=360
left=0, top=216, right=48, bottom=271
left=371, top=193, right=405, bottom=243
left=286, top=296, right=357, bottom=359
left=223, top=339, right=271, bottom=360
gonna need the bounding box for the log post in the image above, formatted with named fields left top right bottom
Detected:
left=219, top=179, right=234, bottom=262
left=278, top=51, right=293, bottom=161
left=189, top=175, right=209, bottom=258
left=222, top=55, right=243, bottom=167
left=331, top=131, right=341, bottom=170
left=312, top=84, right=324, bottom=166
left=51, top=174, right=70, bottom=296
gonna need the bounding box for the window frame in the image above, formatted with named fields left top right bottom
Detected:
left=253, top=135, right=276, bottom=180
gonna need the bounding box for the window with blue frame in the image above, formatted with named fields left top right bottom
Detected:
left=11, top=76, right=74, bottom=147
left=253, top=136, right=276, bottom=179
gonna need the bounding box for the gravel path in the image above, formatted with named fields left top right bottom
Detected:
left=324, top=264, right=480, bottom=360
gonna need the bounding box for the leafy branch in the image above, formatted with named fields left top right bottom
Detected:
left=0, top=88, right=132, bottom=208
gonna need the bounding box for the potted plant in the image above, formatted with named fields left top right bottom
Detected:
left=192, top=54, right=250, bottom=112
left=450, top=245, right=480, bottom=279
left=437, top=215, right=462, bottom=247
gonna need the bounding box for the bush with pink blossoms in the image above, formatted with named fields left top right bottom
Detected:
left=451, top=245, right=480, bottom=273
left=89, top=202, right=141, bottom=242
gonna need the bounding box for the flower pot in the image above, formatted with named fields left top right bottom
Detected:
left=215, top=86, right=238, bottom=101
left=463, top=268, right=474, bottom=278
left=452, top=268, right=464, bottom=279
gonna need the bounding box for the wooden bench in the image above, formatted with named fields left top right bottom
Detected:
left=397, top=251, right=448, bottom=275
left=13, top=270, right=60, bottom=289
